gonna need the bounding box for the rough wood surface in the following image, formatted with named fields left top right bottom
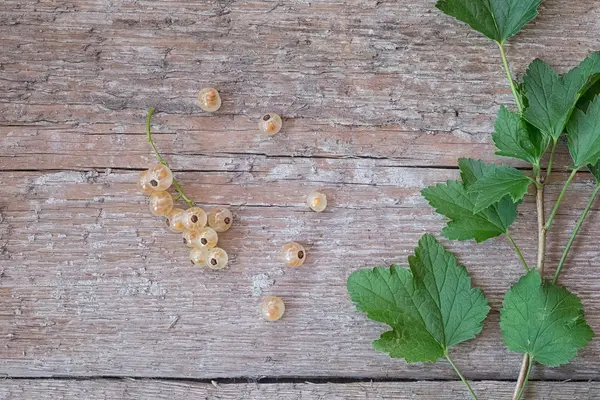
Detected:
left=1, top=0, right=599, bottom=171
left=2, top=380, right=600, bottom=400
left=1, top=0, right=600, bottom=397
left=0, top=168, right=599, bottom=381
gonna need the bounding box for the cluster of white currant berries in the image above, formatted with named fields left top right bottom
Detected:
left=198, top=88, right=327, bottom=321
left=137, top=163, right=233, bottom=270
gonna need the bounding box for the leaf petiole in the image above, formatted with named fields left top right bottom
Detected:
left=544, top=139, right=558, bottom=183
left=145, top=108, right=195, bottom=208
left=545, top=168, right=580, bottom=230
left=505, top=232, right=530, bottom=272
left=445, top=351, right=478, bottom=400
left=514, top=354, right=533, bottom=400
left=497, top=41, right=524, bottom=113
left=553, top=184, right=600, bottom=283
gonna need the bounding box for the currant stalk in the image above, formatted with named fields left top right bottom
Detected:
left=145, top=108, right=195, bottom=208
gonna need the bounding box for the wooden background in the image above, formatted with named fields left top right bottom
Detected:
left=1, top=0, right=600, bottom=398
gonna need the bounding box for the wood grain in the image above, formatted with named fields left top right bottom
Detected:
left=1, top=0, right=599, bottom=171
left=2, top=0, right=600, bottom=395
left=1, top=380, right=600, bottom=400
left=0, top=167, right=599, bottom=380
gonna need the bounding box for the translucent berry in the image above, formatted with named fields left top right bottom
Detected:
left=208, top=207, right=233, bottom=232
left=198, top=88, right=221, bottom=112
left=149, top=191, right=174, bottom=216
left=261, top=296, right=285, bottom=321
left=184, top=207, right=207, bottom=232
left=258, top=113, right=282, bottom=136
left=190, top=246, right=209, bottom=266
left=206, top=247, right=228, bottom=270
left=182, top=230, right=200, bottom=248
left=166, top=208, right=186, bottom=233
left=147, top=163, right=173, bottom=191
left=307, top=191, right=327, bottom=212
left=281, top=242, right=306, bottom=267
left=137, top=170, right=154, bottom=195
left=191, top=227, right=219, bottom=248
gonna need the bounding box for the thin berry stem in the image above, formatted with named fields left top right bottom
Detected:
left=545, top=168, right=579, bottom=230
left=146, top=108, right=195, bottom=208
left=553, top=184, right=600, bottom=284
left=497, top=42, right=524, bottom=113
left=505, top=233, right=529, bottom=272
left=445, top=352, right=478, bottom=400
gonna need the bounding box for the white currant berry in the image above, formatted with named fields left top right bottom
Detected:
left=182, top=230, right=200, bottom=248
left=261, top=296, right=285, bottom=321
left=137, top=170, right=154, bottom=195
left=147, top=163, right=173, bottom=191
left=281, top=242, right=306, bottom=267
left=149, top=191, right=174, bottom=216
left=307, top=191, right=327, bottom=212
left=190, top=246, right=209, bottom=266
left=166, top=208, right=186, bottom=233
left=208, top=207, right=233, bottom=232
left=184, top=207, right=207, bottom=232
left=205, top=247, right=228, bottom=270
left=258, top=113, right=282, bottom=136
left=191, top=227, right=218, bottom=248
left=198, top=88, right=221, bottom=112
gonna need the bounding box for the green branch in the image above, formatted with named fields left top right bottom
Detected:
left=505, top=233, right=530, bottom=272
left=545, top=168, right=580, bottom=230
left=544, top=140, right=558, bottom=183
left=445, top=352, right=478, bottom=400
left=145, top=108, right=195, bottom=208
left=514, top=355, right=533, bottom=400
left=497, top=42, right=524, bottom=113
left=553, top=184, right=600, bottom=283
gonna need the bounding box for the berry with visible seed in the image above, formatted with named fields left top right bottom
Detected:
left=281, top=242, right=306, bottom=267
left=147, top=163, right=173, bottom=191
left=261, top=296, right=285, bottom=321
left=137, top=170, right=154, bottom=195
left=184, top=207, right=207, bottom=232
left=258, top=113, right=282, bottom=136
left=191, top=227, right=219, bottom=248
left=208, top=207, right=233, bottom=232
left=182, top=230, right=200, bottom=248
left=190, top=246, right=209, bottom=266
left=307, top=191, right=327, bottom=212
left=166, top=208, right=186, bottom=233
left=149, top=191, right=174, bottom=216
left=198, top=88, right=222, bottom=112
left=206, top=247, right=228, bottom=270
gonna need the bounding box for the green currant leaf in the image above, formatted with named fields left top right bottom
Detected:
left=493, top=105, right=550, bottom=166
left=500, top=270, right=594, bottom=367
left=422, top=159, right=518, bottom=243
left=577, top=77, right=600, bottom=113
left=347, top=234, right=490, bottom=363
left=468, top=164, right=533, bottom=212
left=567, top=95, right=600, bottom=168
left=589, top=161, right=600, bottom=183
left=523, top=53, right=600, bottom=140
left=435, top=0, right=542, bottom=43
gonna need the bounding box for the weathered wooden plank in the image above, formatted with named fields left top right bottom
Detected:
left=0, top=166, right=599, bottom=379
left=1, top=380, right=600, bottom=400
left=2, top=0, right=600, bottom=388
left=1, top=0, right=599, bottom=170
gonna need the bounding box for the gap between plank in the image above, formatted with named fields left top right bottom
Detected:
left=0, top=376, right=589, bottom=385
